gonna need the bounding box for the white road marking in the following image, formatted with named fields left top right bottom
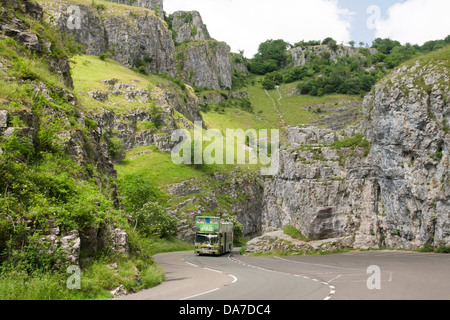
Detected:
left=184, top=261, right=199, bottom=268
left=328, top=275, right=342, bottom=283
left=229, top=254, right=336, bottom=300
left=180, top=288, right=221, bottom=300
left=203, top=267, right=223, bottom=274
left=229, top=274, right=238, bottom=284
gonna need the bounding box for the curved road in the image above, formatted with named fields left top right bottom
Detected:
left=118, top=249, right=450, bottom=300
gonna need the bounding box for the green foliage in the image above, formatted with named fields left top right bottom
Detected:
left=262, top=71, right=283, bottom=90
left=104, top=134, right=125, bottom=162
left=91, top=0, right=106, bottom=11
left=153, top=4, right=160, bottom=16
left=249, top=39, right=290, bottom=74
left=261, top=77, right=275, bottom=90
left=430, top=147, right=443, bottom=161
left=371, top=38, right=401, bottom=55
left=1, top=233, right=67, bottom=274
left=132, top=202, right=177, bottom=238
left=283, top=225, right=310, bottom=242
left=201, top=97, right=253, bottom=114
left=191, top=25, right=198, bottom=37
left=322, top=37, right=338, bottom=51
left=84, top=117, right=98, bottom=131
left=331, top=134, right=371, bottom=156
left=158, top=72, right=187, bottom=91
left=264, top=71, right=283, bottom=85
left=249, top=36, right=450, bottom=97
left=283, top=65, right=313, bottom=83
left=0, top=131, right=34, bottom=160
left=293, top=40, right=321, bottom=49
left=117, top=173, right=167, bottom=213
left=149, top=104, right=163, bottom=128
left=98, top=53, right=110, bottom=61
left=231, top=71, right=250, bottom=90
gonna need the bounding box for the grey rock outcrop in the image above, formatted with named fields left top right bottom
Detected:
left=89, top=80, right=200, bottom=156
left=176, top=40, right=233, bottom=90
left=170, top=11, right=211, bottom=43
left=245, top=230, right=354, bottom=255
left=42, top=1, right=175, bottom=75
left=0, top=0, right=74, bottom=87
left=290, top=45, right=377, bottom=67
left=363, top=60, right=449, bottom=249
left=261, top=57, right=449, bottom=251
left=262, top=125, right=377, bottom=247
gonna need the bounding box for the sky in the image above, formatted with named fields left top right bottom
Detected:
left=164, top=0, right=450, bottom=58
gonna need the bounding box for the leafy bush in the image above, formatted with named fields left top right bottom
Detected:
left=105, top=135, right=125, bottom=162
left=249, top=39, right=290, bottom=74
left=132, top=202, right=177, bottom=238
left=117, top=173, right=166, bottom=213
left=262, top=77, right=275, bottom=90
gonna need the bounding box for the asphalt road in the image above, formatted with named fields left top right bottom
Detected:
left=117, top=249, right=450, bottom=300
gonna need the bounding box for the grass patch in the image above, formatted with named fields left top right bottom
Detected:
left=115, top=145, right=212, bottom=188
left=283, top=225, right=310, bottom=242
left=245, top=78, right=362, bottom=128
left=331, top=133, right=371, bottom=156
left=70, top=55, right=172, bottom=112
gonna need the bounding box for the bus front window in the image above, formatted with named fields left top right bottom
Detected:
left=196, top=234, right=219, bottom=245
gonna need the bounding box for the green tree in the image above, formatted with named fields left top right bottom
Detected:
left=265, top=71, right=283, bottom=85
left=118, top=173, right=166, bottom=213
left=132, top=202, right=177, bottom=237
left=249, top=39, right=290, bottom=74
left=371, top=38, right=401, bottom=55
left=262, top=77, right=275, bottom=90
left=322, top=37, right=338, bottom=51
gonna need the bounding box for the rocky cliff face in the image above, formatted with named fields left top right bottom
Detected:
left=41, top=0, right=174, bottom=75
left=170, top=10, right=210, bottom=44
left=262, top=125, right=377, bottom=248
left=1, top=0, right=73, bottom=88
left=41, top=1, right=245, bottom=91
left=363, top=57, right=449, bottom=249
left=168, top=10, right=247, bottom=90
left=176, top=40, right=233, bottom=90
left=290, top=45, right=377, bottom=67
left=261, top=54, right=449, bottom=251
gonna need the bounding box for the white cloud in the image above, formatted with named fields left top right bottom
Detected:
left=164, top=0, right=354, bottom=57
left=374, top=0, right=450, bottom=44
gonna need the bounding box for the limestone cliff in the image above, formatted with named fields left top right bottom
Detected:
left=176, top=40, right=233, bottom=90
left=290, top=45, right=378, bottom=68
left=261, top=50, right=450, bottom=251
left=169, top=10, right=246, bottom=90
left=40, top=2, right=246, bottom=91
left=40, top=0, right=175, bottom=75
left=170, top=10, right=211, bottom=44
left=363, top=56, right=449, bottom=249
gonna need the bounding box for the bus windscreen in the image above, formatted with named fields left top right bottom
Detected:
left=196, top=234, right=219, bottom=245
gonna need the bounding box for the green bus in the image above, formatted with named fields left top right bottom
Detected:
left=194, top=216, right=234, bottom=256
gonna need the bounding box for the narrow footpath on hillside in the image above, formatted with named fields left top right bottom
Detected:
left=264, top=87, right=287, bottom=129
